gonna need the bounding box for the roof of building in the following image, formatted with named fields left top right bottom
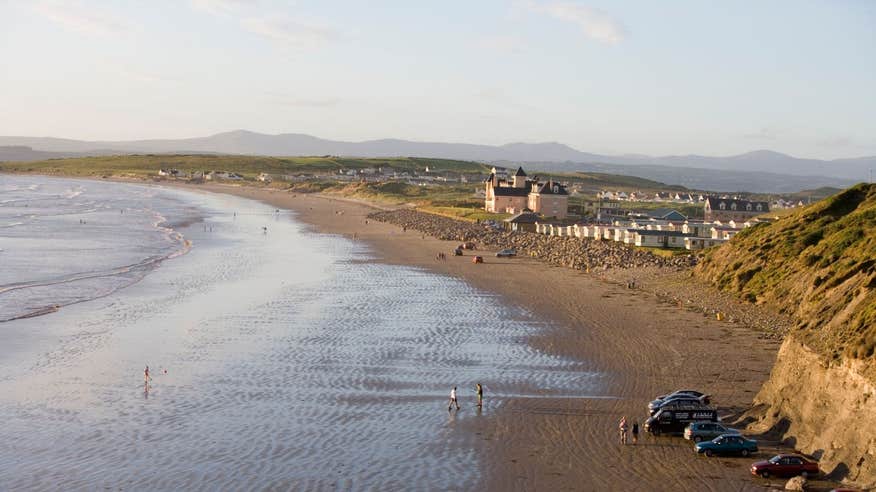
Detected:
left=648, top=208, right=687, bottom=221
left=532, top=180, right=568, bottom=195
left=492, top=186, right=530, bottom=197
left=515, top=166, right=527, bottom=177
left=705, top=197, right=770, bottom=212
left=504, top=211, right=541, bottom=223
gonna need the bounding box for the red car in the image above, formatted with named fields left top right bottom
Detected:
left=750, top=454, right=819, bottom=479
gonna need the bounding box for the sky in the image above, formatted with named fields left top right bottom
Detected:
left=1, top=0, right=874, bottom=159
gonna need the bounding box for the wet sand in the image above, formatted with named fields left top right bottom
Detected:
left=183, top=184, right=788, bottom=491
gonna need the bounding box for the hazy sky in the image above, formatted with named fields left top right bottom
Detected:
left=2, top=0, right=874, bottom=158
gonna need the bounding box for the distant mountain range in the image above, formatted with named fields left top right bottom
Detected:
left=1, top=130, right=872, bottom=193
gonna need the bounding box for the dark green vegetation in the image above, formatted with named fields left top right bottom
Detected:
left=0, top=154, right=489, bottom=177
left=696, top=183, right=876, bottom=371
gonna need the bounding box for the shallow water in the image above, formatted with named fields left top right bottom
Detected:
left=0, top=176, right=198, bottom=321
left=0, top=178, right=605, bottom=490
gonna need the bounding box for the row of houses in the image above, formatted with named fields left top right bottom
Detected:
left=158, top=169, right=243, bottom=180
left=505, top=211, right=773, bottom=251
left=597, top=190, right=705, bottom=203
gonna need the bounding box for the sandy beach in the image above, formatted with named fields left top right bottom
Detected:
left=179, top=183, right=797, bottom=491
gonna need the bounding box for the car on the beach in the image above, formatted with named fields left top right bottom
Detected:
left=495, top=249, right=517, bottom=258
left=645, top=408, right=719, bottom=436
left=695, top=434, right=758, bottom=457
left=750, top=454, right=819, bottom=479
left=649, top=396, right=711, bottom=415
left=684, top=422, right=740, bottom=442
left=653, top=390, right=709, bottom=403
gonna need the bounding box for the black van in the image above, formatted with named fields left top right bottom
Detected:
left=644, top=407, right=719, bottom=435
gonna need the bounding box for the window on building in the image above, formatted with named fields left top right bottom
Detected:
left=746, top=203, right=752, bottom=211
left=730, top=203, right=737, bottom=211
left=719, top=202, right=726, bottom=210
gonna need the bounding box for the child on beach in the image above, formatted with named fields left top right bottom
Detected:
left=448, top=386, right=460, bottom=411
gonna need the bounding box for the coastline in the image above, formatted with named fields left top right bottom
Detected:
left=174, top=182, right=787, bottom=491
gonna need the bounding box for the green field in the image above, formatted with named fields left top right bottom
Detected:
left=0, top=154, right=490, bottom=179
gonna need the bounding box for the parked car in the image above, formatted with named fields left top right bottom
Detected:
left=645, top=408, right=719, bottom=436
left=495, top=249, right=517, bottom=258
left=453, top=248, right=463, bottom=256
left=750, top=454, right=819, bottom=479
left=684, top=422, right=740, bottom=442
left=695, top=434, right=758, bottom=457
left=472, top=256, right=484, bottom=264
left=459, top=242, right=476, bottom=250
left=653, top=390, right=709, bottom=403
left=649, top=396, right=711, bottom=415
left=649, top=393, right=710, bottom=413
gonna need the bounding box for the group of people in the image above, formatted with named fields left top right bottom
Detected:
left=435, top=252, right=447, bottom=261
left=618, top=416, right=639, bottom=445
left=448, top=384, right=483, bottom=411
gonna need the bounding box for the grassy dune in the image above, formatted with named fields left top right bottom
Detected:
left=695, top=183, right=876, bottom=370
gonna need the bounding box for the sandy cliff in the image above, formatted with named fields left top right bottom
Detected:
left=748, top=338, right=876, bottom=487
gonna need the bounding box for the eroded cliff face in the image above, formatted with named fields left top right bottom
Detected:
left=748, top=337, right=876, bottom=487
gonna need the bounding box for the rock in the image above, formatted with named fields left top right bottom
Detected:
left=784, top=476, right=806, bottom=490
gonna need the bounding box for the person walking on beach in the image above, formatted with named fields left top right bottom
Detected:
left=619, top=416, right=629, bottom=445
left=448, top=386, right=460, bottom=411
left=476, top=383, right=483, bottom=408
left=632, top=420, right=639, bottom=444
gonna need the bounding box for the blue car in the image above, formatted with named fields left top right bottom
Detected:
left=695, top=434, right=758, bottom=457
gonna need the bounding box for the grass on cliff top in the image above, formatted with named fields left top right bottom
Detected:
left=695, top=183, right=876, bottom=366
left=0, top=154, right=491, bottom=178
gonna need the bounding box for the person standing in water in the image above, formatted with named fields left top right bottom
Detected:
left=144, top=365, right=151, bottom=389
left=476, top=383, right=483, bottom=408
left=448, top=386, right=460, bottom=411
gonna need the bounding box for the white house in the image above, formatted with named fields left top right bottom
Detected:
left=684, top=237, right=727, bottom=250
left=711, top=226, right=741, bottom=240
left=634, top=230, right=688, bottom=248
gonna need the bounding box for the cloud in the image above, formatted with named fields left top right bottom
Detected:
left=242, top=16, right=339, bottom=51
left=743, top=127, right=779, bottom=140
left=190, top=0, right=254, bottom=17
left=474, top=87, right=536, bottom=111
left=478, top=35, right=528, bottom=54
left=118, top=68, right=176, bottom=86
left=275, top=97, right=342, bottom=108
left=527, top=2, right=625, bottom=45
left=817, top=136, right=853, bottom=148
left=33, top=1, right=128, bottom=37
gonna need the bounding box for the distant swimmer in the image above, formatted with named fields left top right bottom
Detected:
left=476, top=383, right=483, bottom=408
left=144, top=365, right=151, bottom=388
left=262, top=226, right=268, bottom=234
left=448, top=386, right=460, bottom=411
